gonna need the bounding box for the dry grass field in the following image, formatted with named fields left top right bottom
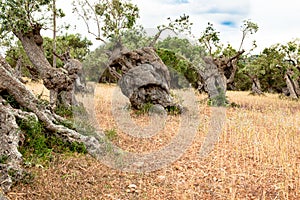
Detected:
left=7, top=83, right=300, bottom=200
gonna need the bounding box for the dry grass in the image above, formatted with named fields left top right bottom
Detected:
left=7, top=84, right=300, bottom=200
left=25, top=79, right=50, bottom=100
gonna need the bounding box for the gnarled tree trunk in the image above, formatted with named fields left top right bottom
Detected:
left=108, top=46, right=179, bottom=110
left=0, top=56, right=104, bottom=195
left=198, top=56, right=227, bottom=106
left=246, top=74, right=264, bottom=95
left=14, top=24, right=84, bottom=109
left=195, top=51, right=244, bottom=106
left=284, top=69, right=300, bottom=99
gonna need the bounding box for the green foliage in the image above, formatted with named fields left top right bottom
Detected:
left=4, top=41, right=33, bottom=77
left=54, top=104, right=74, bottom=118
left=236, top=40, right=300, bottom=93
left=111, top=25, right=152, bottom=50
left=156, top=48, right=199, bottom=89
left=198, top=22, right=221, bottom=56
left=238, top=19, right=259, bottom=51
left=0, top=0, right=64, bottom=38
left=156, top=36, right=205, bottom=61
left=98, top=0, right=139, bottom=39
left=241, top=20, right=259, bottom=35
left=104, top=129, right=118, bottom=141
left=44, top=33, right=92, bottom=67
left=82, top=45, right=110, bottom=82
left=234, top=69, right=252, bottom=91
left=135, top=102, right=154, bottom=115
left=222, top=44, right=238, bottom=58
left=149, top=14, right=193, bottom=47
left=1, top=91, right=20, bottom=109
left=158, top=14, right=192, bottom=35
left=18, top=116, right=87, bottom=166
left=0, top=155, right=9, bottom=164
left=165, top=105, right=181, bottom=115
left=198, top=20, right=258, bottom=57
left=73, top=0, right=139, bottom=42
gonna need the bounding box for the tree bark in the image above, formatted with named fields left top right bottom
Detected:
left=197, top=50, right=245, bottom=105
left=14, top=25, right=83, bottom=108
left=198, top=56, right=227, bottom=106
left=245, top=74, right=264, bottom=95
left=251, top=77, right=264, bottom=95
left=284, top=69, right=300, bottom=99
left=0, top=56, right=105, bottom=194
left=108, top=47, right=179, bottom=110
left=0, top=96, right=24, bottom=193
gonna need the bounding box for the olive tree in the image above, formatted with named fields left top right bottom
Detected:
left=73, top=0, right=192, bottom=110
left=0, top=1, right=105, bottom=194
left=72, top=0, right=139, bottom=45
left=197, top=20, right=258, bottom=105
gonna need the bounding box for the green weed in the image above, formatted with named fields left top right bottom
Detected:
left=135, top=102, right=154, bottom=115
left=104, top=129, right=118, bottom=141
left=0, top=155, right=9, bottom=164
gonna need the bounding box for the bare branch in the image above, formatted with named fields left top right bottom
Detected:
left=149, top=27, right=176, bottom=47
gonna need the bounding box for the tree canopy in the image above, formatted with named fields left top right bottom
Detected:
left=72, top=0, right=139, bottom=44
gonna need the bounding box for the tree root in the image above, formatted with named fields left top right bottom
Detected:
left=0, top=56, right=105, bottom=195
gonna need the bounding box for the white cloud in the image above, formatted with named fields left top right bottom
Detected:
left=249, top=0, right=300, bottom=52
left=132, top=0, right=250, bottom=50
left=132, top=0, right=300, bottom=53
left=45, top=0, right=300, bottom=54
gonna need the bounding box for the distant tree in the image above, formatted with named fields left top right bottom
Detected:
left=43, top=33, right=92, bottom=66
left=72, top=0, right=139, bottom=45
left=83, top=45, right=110, bottom=82
left=243, top=41, right=300, bottom=98
left=237, top=45, right=284, bottom=94
left=261, top=41, right=300, bottom=98
left=279, top=40, right=300, bottom=98
left=197, top=20, right=258, bottom=105
left=240, top=55, right=266, bottom=95
left=109, top=25, right=152, bottom=50
left=156, top=36, right=204, bottom=62
left=149, top=14, right=193, bottom=47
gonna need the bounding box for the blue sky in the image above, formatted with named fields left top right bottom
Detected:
left=51, top=0, right=300, bottom=54
left=128, top=0, right=300, bottom=53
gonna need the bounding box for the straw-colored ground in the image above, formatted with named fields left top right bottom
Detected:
left=7, top=83, right=300, bottom=200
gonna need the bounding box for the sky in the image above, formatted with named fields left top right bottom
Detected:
left=52, top=0, right=300, bottom=54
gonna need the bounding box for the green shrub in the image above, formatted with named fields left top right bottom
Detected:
left=156, top=48, right=199, bottom=89
left=18, top=116, right=87, bottom=166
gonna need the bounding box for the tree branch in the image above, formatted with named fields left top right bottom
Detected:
left=227, top=50, right=245, bottom=64
left=149, top=27, right=176, bottom=47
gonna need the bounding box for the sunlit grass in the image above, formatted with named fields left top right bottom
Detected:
left=8, top=83, right=300, bottom=199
